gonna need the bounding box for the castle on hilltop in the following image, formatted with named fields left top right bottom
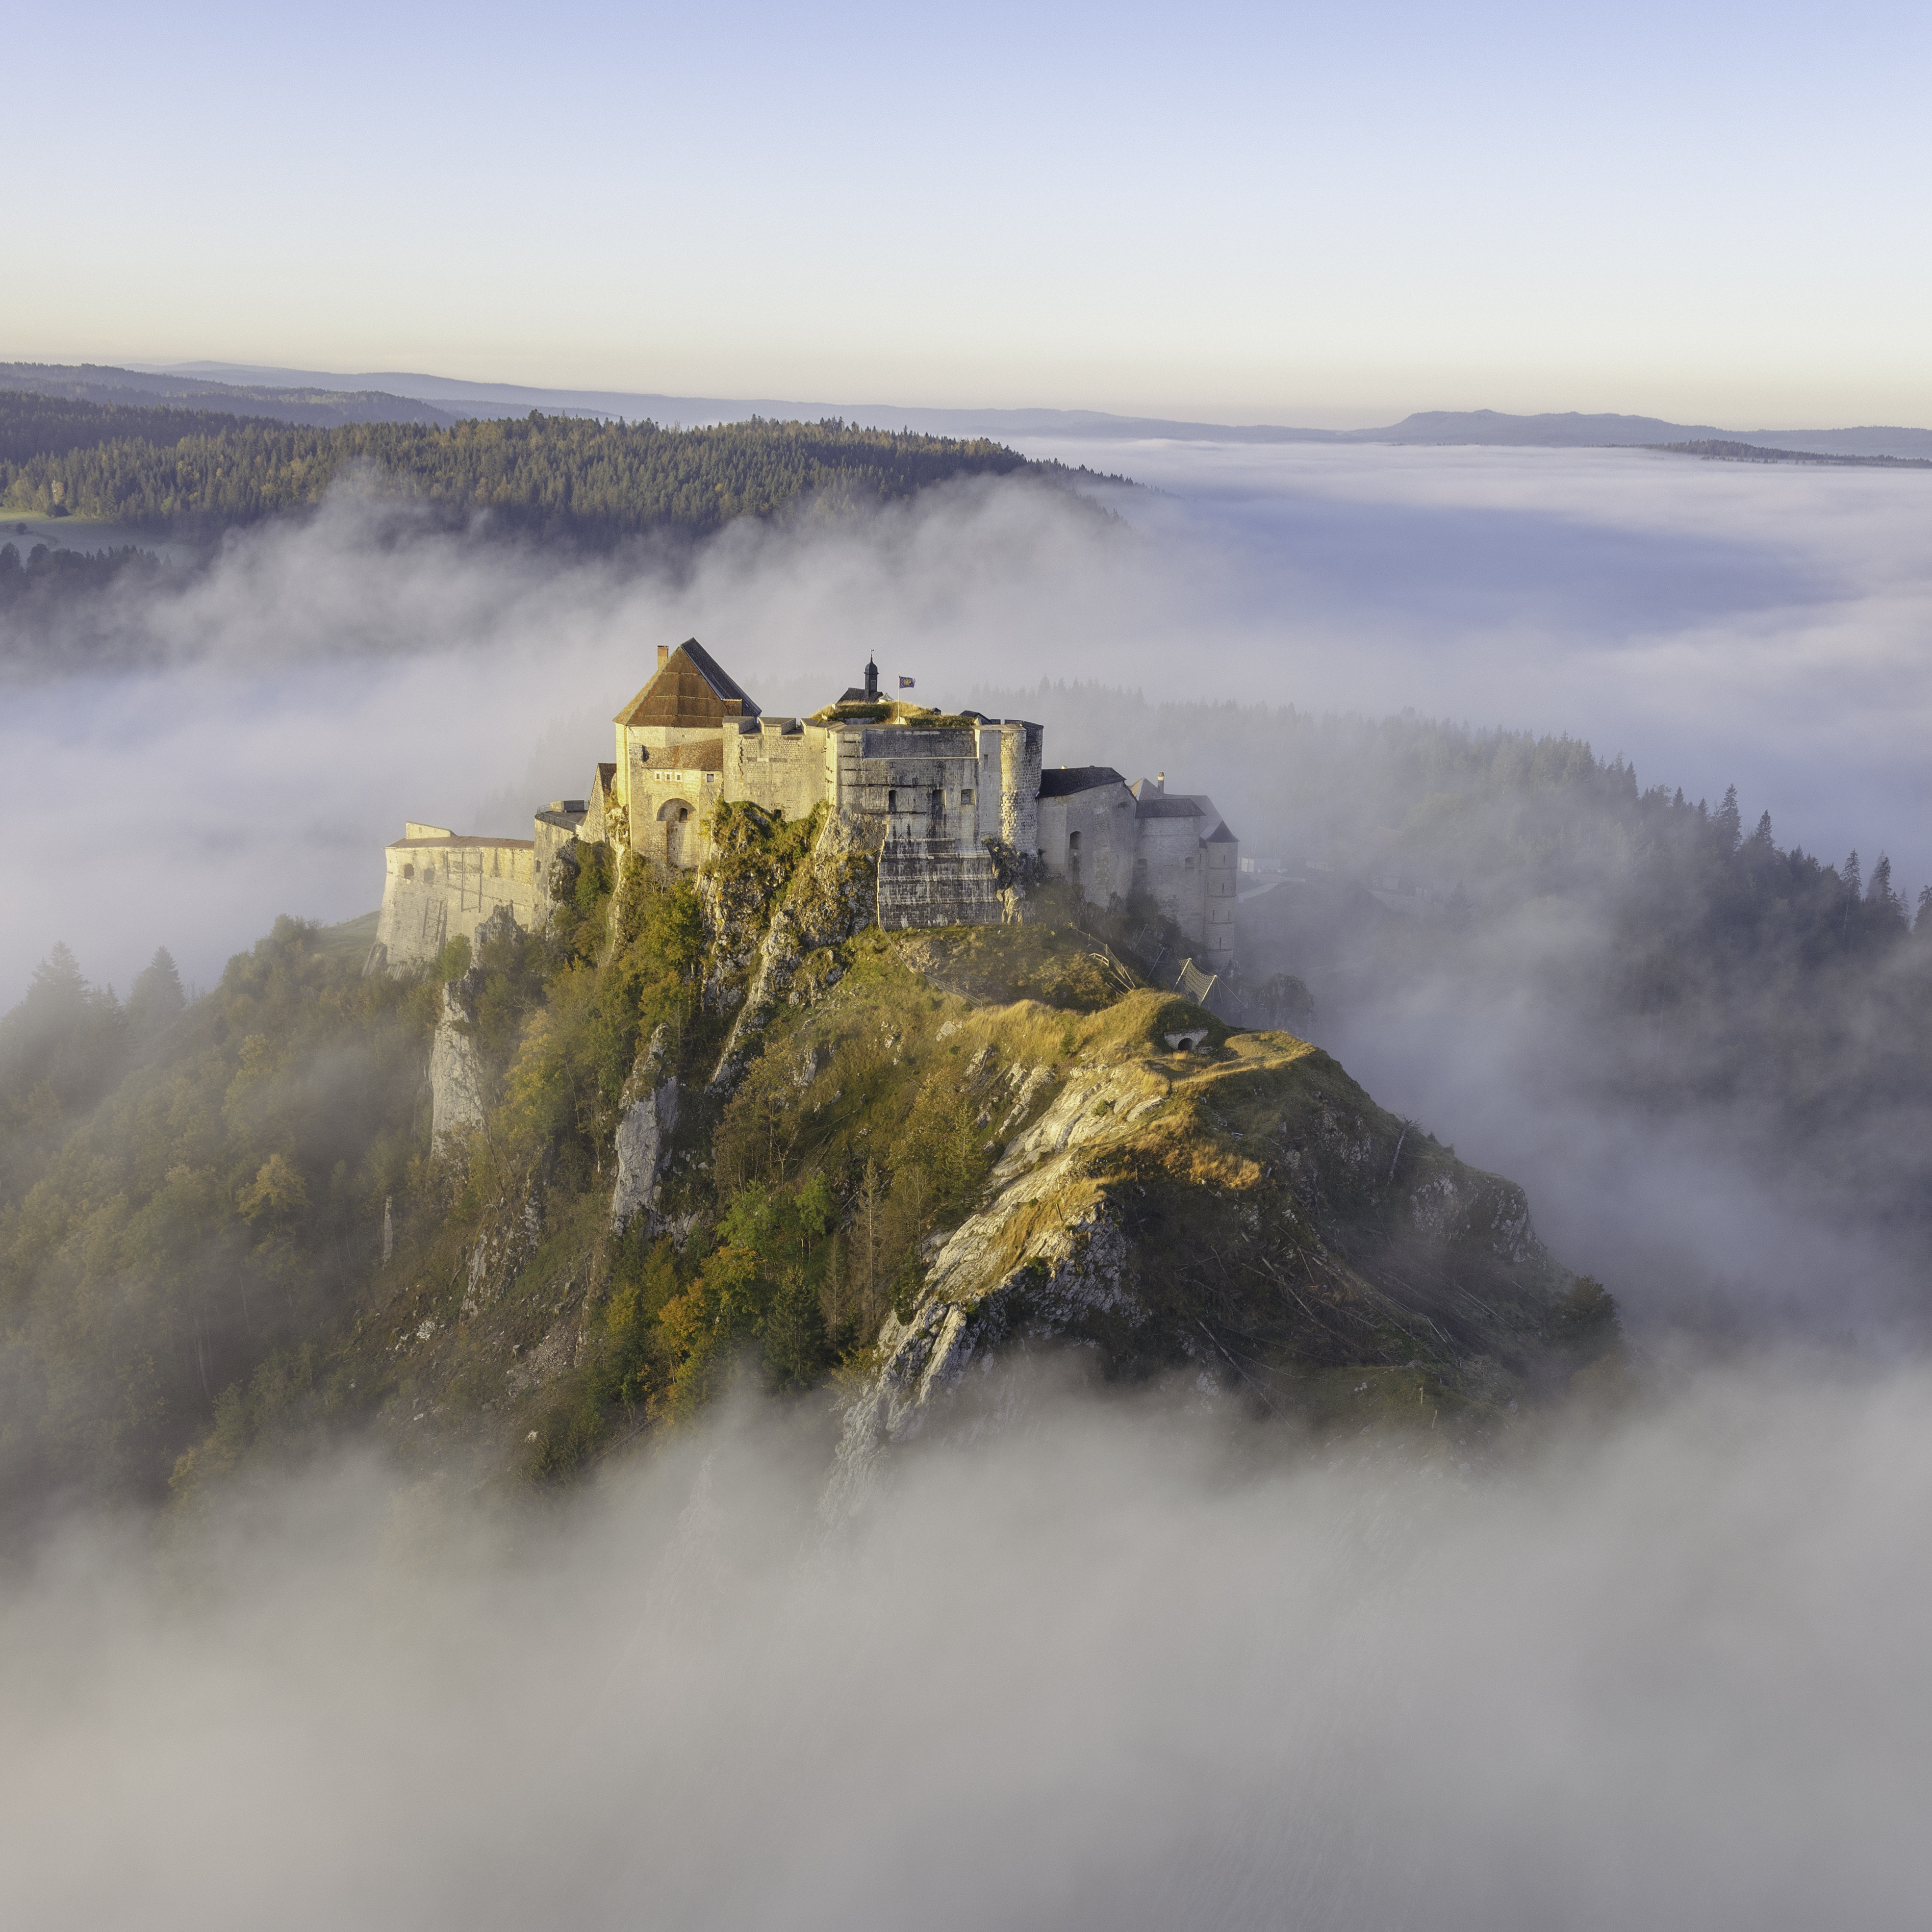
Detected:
left=372, top=639, right=1238, bottom=974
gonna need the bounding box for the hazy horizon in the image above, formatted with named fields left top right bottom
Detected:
left=7, top=3, right=1931, bottom=1917
left=12, top=2, right=1931, bottom=426
left=12, top=352, right=1932, bottom=441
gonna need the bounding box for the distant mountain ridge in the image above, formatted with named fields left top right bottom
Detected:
left=5, top=360, right=1924, bottom=461
left=0, top=362, right=460, bottom=429
left=144, top=365, right=1932, bottom=461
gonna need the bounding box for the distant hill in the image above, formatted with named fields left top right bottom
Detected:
left=138, top=365, right=1932, bottom=462
left=1656, top=438, right=1932, bottom=471
left=1348, top=410, right=1932, bottom=461
left=0, top=362, right=459, bottom=429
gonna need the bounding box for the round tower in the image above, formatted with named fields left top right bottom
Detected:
left=999, top=721, right=1042, bottom=855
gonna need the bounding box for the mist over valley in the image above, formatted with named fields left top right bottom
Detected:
left=3, top=431, right=1929, bottom=1927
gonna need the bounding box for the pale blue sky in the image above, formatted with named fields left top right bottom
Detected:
left=12, top=0, right=1931, bottom=422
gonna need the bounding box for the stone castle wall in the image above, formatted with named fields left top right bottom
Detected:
left=1133, top=812, right=1210, bottom=944
left=997, top=722, right=1043, bottom=854
left=375, top=661, right=1238, bottom=974
left=374, top=832, right=540, bottom=970
left=1036, top=781, right=1139, bottom=909
left=725, top=717, right=834, bottom=822
left=1203, top=837, right=1237, bottom=968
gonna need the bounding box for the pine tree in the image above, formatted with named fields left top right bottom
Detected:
left=1715, top=784, right=1741, bottom=849
left=1866, top=857, right=1908, bottom=936
left=127, top=946, right=186, bottom=1041
left=0, top=942, right=125, bottom=1112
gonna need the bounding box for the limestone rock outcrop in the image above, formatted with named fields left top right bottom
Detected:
left=825, top=991, right=1579, bottom=1517
left=427, top=904, right=518, bottom=1144
left=705, top=813, right=879, bottom=1093
left=612, top=1025, right=680, bottom=1233
left=429, top=984, right=487, bottom=1142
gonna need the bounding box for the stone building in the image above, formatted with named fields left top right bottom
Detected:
left=371, top=639, right=1237, bottom=972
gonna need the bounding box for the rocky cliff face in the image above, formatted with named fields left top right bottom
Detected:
left=701, top=804, right=877, bottom=1092
left=426, top=905, right=523, bottom=1142
left=823, top=978, right=1578, bottom=1511
left=611, top=1024, right=679, bottom=1234
left=180, top=834, right=1607, bottom=1505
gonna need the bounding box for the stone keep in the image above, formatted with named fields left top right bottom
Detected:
left=373, top=639, right=1239, bottom=971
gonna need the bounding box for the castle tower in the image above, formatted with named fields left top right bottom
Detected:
left=611, top=638, right=758, bottom=870
left=998, top=720, right=1043, bottom=855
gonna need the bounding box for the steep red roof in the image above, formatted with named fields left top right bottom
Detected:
left=614, top=638, right=761, bottom=728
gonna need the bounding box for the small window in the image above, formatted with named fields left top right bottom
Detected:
left=402, top=863, right=414, bottom=881
left=888, top=788, right=897, bottom=813
left=677, top=807, right=689, bottom=822
left=1068, top=830, right=1082, bottom=851
left=961, top=787, right=974, bottom=803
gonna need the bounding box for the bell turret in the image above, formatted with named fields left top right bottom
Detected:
left=864, top=655, right=879, bottom=702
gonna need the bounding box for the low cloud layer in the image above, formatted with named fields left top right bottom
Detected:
left=6, top=447, right=1928, bottom=1347
left=1038, top=440, right=1932, bottom=883
left=8, top=445, right=1931, bottom=1004
left=3, top=1365, right=1928, bottom=1931
left=6, top=461, right=1930, bottom=1919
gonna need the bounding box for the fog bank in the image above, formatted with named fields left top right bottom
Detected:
left=3, top=1366, right=1927, bottom=1931
left=9, top=444, right=1931, bottom=1006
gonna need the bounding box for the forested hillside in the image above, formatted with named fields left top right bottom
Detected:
left=0, top=806, right=1611, bottom=1544
left=978, top=681, right=1932, bottom=1274
left=0, top=401, right=1041, bottom=542
left=0, top=392, right=283, bottom=464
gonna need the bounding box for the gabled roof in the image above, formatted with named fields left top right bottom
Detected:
left=1038, top=764, right=1126, bottom=799
left=1129, top=777, right=1238, bottom=836
left=614, top=638, right=761, bottom=727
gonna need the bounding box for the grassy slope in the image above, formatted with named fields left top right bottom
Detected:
left=2, top=786, right=1613, bottom=1534
left=171, top=909, right=1607, bottom=1507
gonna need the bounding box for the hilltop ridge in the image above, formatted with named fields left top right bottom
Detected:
left=0, top=800, right=1615, bottom=1534
left=119, top=363, right=1932, bottom=461
left=15, top=360, right=1928, bottom=458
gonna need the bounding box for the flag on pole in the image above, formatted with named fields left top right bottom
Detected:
left=898, top=675, right=915, bottom=688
